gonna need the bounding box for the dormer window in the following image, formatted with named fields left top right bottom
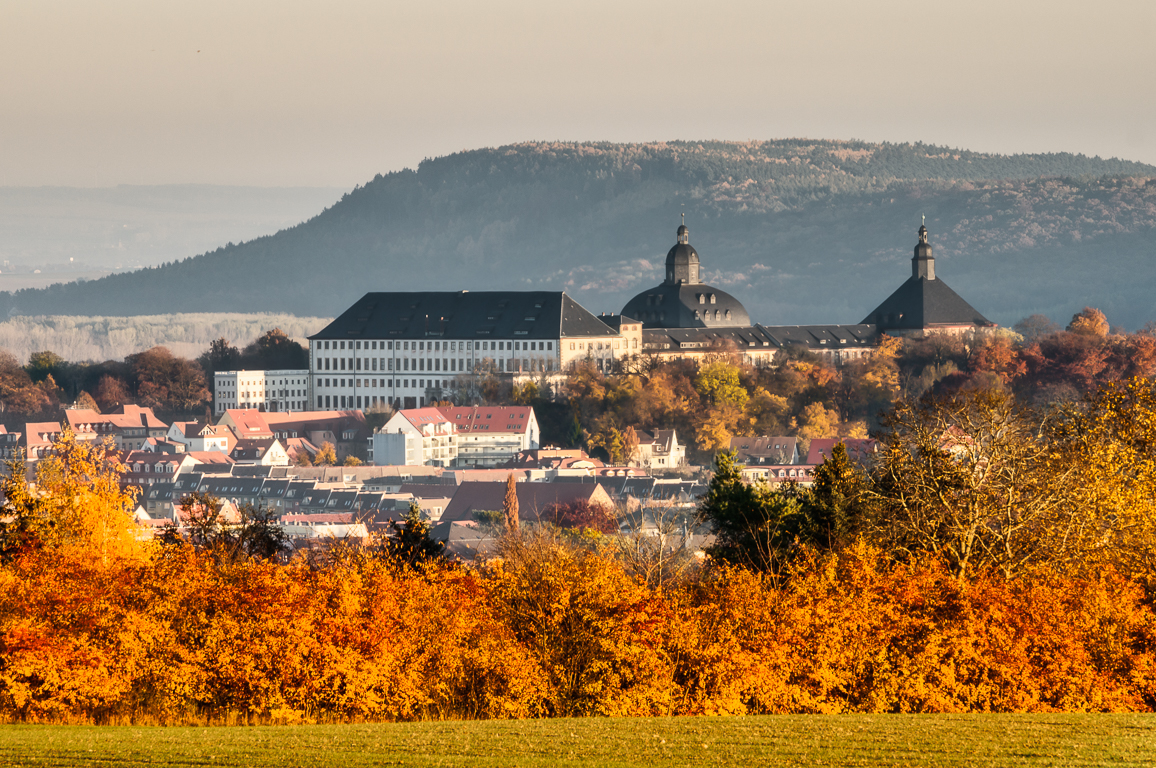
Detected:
left=710, top=294, right=717, bottom=304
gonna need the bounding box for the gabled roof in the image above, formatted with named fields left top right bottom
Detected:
left=308, top=291, right=619, bottom=341
left=439, top=481, right=613, bottom=525
left=398, top=408, right=449, bottom=427
left=221, top=409, right=273, bottom=437
left=186, top=451, right=236, bottom=465
left=435, top=406, right=534, bottom=435
left=729, top=436, right=798, bottom=464
left=861, top=277, right=992, bottom=330
left=806, top=438, right=879, bottom=466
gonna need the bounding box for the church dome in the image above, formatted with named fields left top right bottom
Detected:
left=622, top=221, right=751, bottom=329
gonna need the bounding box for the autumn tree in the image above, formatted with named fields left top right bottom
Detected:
left=74, top=391, right=100, bottom=413
left=869, top=390, right=1073, bottom=579
left=127, top=346, right=210, bottom=412
left=1067, top=307, right=1110, bottom=338
left=0, top=351, right=51, bottom=413
left=94, top=374, right=130, bottom=411
left=503, top=473, right=520, bottom=533
left=543, top=499, right=617, bottom=534
left=311, top=441, right=337, bottom=466
left=621, top=425, right=640, bottom=467
left=0, top=428, right=145, bottom=565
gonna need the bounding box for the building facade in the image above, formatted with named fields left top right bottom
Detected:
left=307, top=292, right=624, bottom=410
left=214, top=369, right=311, bottom=413
left=372, top=408, right=458, bottom=467
left=435, top=405, right=540, bottom=467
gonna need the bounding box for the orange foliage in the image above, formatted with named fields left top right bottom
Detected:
left=2, top=538, right=1154, bottom=722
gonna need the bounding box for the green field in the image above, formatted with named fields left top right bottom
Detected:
left=1, top=715, right=1154, bottom=767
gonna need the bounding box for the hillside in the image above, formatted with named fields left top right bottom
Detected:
left=4, top=140, right=1155, bottom=329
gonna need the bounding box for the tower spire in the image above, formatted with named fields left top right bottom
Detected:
left=913, top=219, right=934, bottom=280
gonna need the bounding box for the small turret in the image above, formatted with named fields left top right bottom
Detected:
left=664, top=215, right=701, bottom=285
left=912, top=219, right=935, bottom=280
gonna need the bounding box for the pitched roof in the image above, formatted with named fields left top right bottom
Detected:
left=806, top=438, right=879, bottom=466
left=222, top=409, right=273, bottom=437
left=398, top=408, right=450, bottom=427
left=435, top=406, right=534, bottom=435
left=186, top=451, right=236, bottom=465
left=860, top=277, right=992, bottom=330
left=728, top=436, right=798, bottom=464
left=308, top=291, right=619, bottom=342
left=440, top=481, right=613, bottom=524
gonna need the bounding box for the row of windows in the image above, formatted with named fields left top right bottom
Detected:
left=571, top=339, right=638, bottom=351
left=315, top=356, right=557, bottom=373
left=315, top=340, right=554, bottom=352
left=319, top=378, right=447, bottom=390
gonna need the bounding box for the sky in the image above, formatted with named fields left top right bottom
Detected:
left=2, top=0, right=1154, bottom=188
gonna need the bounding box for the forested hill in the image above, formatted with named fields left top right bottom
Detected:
left=6, top=140, right=1156, bottom=329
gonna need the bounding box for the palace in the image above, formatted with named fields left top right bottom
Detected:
left=305, top=219, right=994, bottom=409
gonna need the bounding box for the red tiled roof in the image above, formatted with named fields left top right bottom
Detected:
left=436, top=406, right=534, bottom=435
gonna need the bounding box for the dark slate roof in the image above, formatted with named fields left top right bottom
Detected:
left=757, top=324, right=879, bottom=350
left=861, top=277, right=992, bottom=330
left=640, top=323, right=876, bottom=353
left=622, top=283, right=750, bottom=329
left=642, top=325, right=777, bottom=351
left=309, top=292, right=618, bottom=341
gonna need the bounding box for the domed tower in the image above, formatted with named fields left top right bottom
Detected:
left=621, top=218, right=750, bottom=329
left=665, top=220, right=701, bottom=284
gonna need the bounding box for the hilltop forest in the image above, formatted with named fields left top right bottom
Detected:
left=3, top=140, right=1155, bottom=328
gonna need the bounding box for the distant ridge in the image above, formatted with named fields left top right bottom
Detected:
left=4, top=140, right=1155, bottom=329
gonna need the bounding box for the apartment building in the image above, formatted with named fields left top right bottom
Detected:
left=214, top=369, right=311, bottom=414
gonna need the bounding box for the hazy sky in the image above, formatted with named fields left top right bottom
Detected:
left=2, top=0, right=1153, bottom=188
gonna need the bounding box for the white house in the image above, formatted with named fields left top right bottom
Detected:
left=633, top=429, right=686, bottom=470
left=435, top=405, right=539, bottom=468
left=167, top=421, right=235, bottom=453
left=371, top=408, right=458, bottom=467
left=214, top=369, right=311, bottom=414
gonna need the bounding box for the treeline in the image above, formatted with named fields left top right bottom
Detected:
left=530, top=307, right=1156, bottom=464
left=0, top=329, right=308, bottom=425
left=2, top=395, right=1156, bottom=723
left=0, top=314, right=326, bottom=364
left=1, top=141, right=1153, bottom=328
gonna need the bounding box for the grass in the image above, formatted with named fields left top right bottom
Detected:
left=1, top=715, right=1155, bottom=767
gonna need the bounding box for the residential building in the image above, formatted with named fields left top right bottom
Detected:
left=437, top=480, right=615, bottom=526
left=63, top=405, right=169, bottom=451
left=214, top=369, right=311, bottom=413
left=728, top=436, right=800, bottom=465
left=435, top=405, right=539, bottom=467
left=231, top=438, right=290, bottom=467
left=168, top=421, right=234, bottom=453
left=741, top=464, right=817, bottom=486
left=372, top=408, right=458, bottom=467
left=632, top=429, right=686, bottom=470
left=805, top=438, right=880, bottom=466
